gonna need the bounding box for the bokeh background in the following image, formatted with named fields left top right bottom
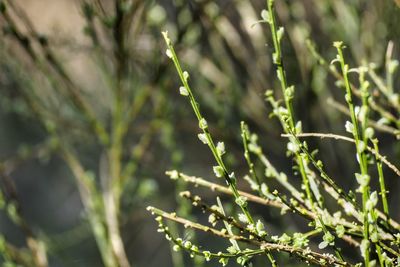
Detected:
left=0, top=0, right=399, bottom=266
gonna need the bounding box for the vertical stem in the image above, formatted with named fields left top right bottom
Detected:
left=266, top=1, right=343, bottom=260
left=241, top=122, right=262, bottom=191
left=372, top=139, right=389, bottom=218
left=62, top=148, right=117, bottom=267
left=162, top=32, right=278, bottom=267
left=335, top=43, right=370, bottom=265
left=102, top=2, right=131, bottom=266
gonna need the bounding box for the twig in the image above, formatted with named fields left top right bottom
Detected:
left=147, top=206, right=354, bottom=267
left=166, top=171, right=282, bottom=208
left=281, top=132, right=400, bottom=177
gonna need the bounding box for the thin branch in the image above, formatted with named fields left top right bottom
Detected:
left=327, top=98, right=400, bottom=138
left=281, top=132, right=400, bottom=177
left=147, top=206, right=354, bottom=267
left=166, top=171, right=282, bottom=208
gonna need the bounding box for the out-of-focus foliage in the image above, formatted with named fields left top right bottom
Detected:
left=0, top=0, right=399, bottom=266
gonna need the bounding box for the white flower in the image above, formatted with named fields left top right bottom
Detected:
left=343, top=201, right=355, bottom=215
left=179, top=86, right=189, bottom=96
left=228, top=172, right=236, bottom=182
left=277, top=27, right=285, bottom=42
left=360, top=239, right=370, bottom=258
left=284, top=86, right=295, bottom=100
left=366, top=191, right=378, bottom=210
left=333, top=41, right=343, bottom=48
left=235, top=196, right=248, bottom=207
left=183, top=71, right=189, bottom=81
left=295, top=121, right=302, bottom=134
left=208, top=213, right=217, bottom=226
left=168, top=170, right=179, bottom=180
left=336, top=225, right=345, bottom=238
left=216, top=142, right=225, bottom=156
left=199, top=118, right=208, bottom=130
left=260, top=9, right=270, bottom=22
left=287, top=141, right=299, bottom=153
left=238, top=213, right=248, bottom=223
left=345, top=121, right=354, bottom=134
left=256, top=220, right=266, bottom=236
left=203, top=251, right=211, bottom=261
left=357, top=140, right=366, bottom=153
left=318, top=241, right=329, bottom=249
left=213, top=166, right=224, bottom=178
left=165, top=48, right=173, bottom=58
left=183, top=240, right=192, bottom=248
left=354, top=106, right=360, bottom=118
left=261, top=183, right=269, bottom=197
left=377, top=117, right=389, bottom=125
left=197, top=133, right=208, bottom=144
left=357, top=106, right=367, bottom=122
left=355, top=173, right=370, bottom=187
left=365, top=127, right=374, bottom=139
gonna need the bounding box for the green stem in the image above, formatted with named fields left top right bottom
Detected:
left=162, top=32, right=277, bottom=266
left=240, top=122, right=262, bottom=192
left=335, top=42, right=370, bottom=265
left=372, top=139, right=389, bottom=218
left=266, top=0, right=343, bottom=260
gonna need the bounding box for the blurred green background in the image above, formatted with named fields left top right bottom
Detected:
left=0, top=0, right=399, bottom=266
